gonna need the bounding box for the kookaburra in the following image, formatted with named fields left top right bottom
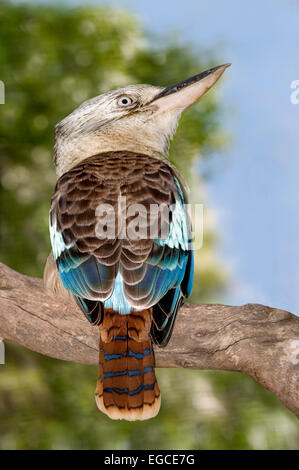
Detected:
left=44, top=63, right=230, bottom=421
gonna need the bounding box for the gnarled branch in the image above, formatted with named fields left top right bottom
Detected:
left=0, top=261, right=298, bottom=417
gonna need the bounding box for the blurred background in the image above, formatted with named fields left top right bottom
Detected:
left=0, top=0, right=299, bottom=449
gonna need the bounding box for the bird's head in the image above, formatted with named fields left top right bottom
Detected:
left=54, top=63, right=230, bottom=176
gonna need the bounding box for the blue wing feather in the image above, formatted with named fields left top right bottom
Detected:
left=148, top=177, right=194, bottom=346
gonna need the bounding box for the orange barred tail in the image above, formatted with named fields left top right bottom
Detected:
left=95, top=309, right=161, bottom=421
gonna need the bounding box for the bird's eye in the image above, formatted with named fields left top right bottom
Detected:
left=117, top=96, right=133, bottom=107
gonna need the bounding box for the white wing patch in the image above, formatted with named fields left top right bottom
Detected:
left=49, top=216, right=75, bottom=260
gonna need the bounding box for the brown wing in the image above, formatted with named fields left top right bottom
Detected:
left=50, top=151, right=179, bottom=305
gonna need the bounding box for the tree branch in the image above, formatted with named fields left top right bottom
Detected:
left=0, top=261, right=298, bottom=418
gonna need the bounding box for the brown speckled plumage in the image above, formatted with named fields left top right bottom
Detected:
left=50, top=151, right=180, bottom=305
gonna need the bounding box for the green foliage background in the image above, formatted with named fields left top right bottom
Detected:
left=0, top=1, right=298, bottom=449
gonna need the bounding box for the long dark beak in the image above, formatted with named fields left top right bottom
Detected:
left=149, top=63, right=231, bottom=113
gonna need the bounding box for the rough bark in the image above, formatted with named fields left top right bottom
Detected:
left=0, top=262, right=298, bottom=417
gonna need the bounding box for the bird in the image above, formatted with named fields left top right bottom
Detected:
left=44, top=63, right=230, bottom=421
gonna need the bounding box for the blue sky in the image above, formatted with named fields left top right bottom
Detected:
left=23, top=0, right=299, bottom=314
